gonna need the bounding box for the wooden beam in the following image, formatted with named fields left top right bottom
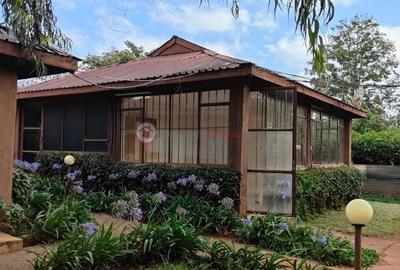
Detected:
left=0, top=40, right=78, bottom=73
left=344, top=118, right=352, bottom=165
left=228, top=82, right=249, bottom=217
left=251, top=66, right=367, bottom=118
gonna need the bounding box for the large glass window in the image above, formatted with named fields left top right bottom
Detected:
left=22, top=104, right=42, bottom=161
left=296, top=105, right=307, bottom=166
left=121, top=89, right=229, bottom=165
left=311, top=108, right=344, bottom=164
left=247, top=89, right=294, bottom=215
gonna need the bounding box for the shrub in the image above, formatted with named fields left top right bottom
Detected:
left=33, top=225, right=130, bottom=270
left=12, top=169, right=31, bottom=206
left=36, top=152, right=241, bottom=207
left=236, top=214, right=378, bottom=267
left=296, top=166, right=362, bottom=219
left=352, top=129, right=400, bottom=165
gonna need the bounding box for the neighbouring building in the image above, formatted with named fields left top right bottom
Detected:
left=16, top=36, right=366, bottom=216
left=0, top=27, right=78, bottom=203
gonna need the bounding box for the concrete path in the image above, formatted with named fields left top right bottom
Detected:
left=0, top=213, right=398, bottom=270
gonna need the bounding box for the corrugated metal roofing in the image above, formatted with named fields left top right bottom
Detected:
left=18, top=49, right=250, bottom=93
left=0, top=26, right=80, bottom=60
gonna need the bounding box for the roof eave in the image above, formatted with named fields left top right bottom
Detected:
left=250, top=66, right=367, bottom=118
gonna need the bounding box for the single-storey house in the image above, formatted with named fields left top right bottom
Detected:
left=0, top=26, right=78, bottom=203
left=16, top=36, right=366, bottom=216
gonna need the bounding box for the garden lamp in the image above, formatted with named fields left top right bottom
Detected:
left=345, top=199, right=374, bottom=270
left=64, top=155, right=75, bottom=166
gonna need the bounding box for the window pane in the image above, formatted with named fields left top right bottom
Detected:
left=22, top=152, right=37, bottom=162
left=121, top=110, right=142, bottom=162
left=321, top=114, right=330, bottom=163
left=248, top=131, right=292, bottom=171
left=200, top=105, right=229, bottom=164
left=247, top=172, right=293, bottom=214
left=201, top=89, right=229, bottom=103
left=86, top=100, right=109, bottom=139
left=23, top=129, right=40, bottom=151
left=296, top=117, right=307, bottom=166
left=85, top=141, right=108, bottom=152
left=249, top=90, right=293, bottom=129
left=43, top=105, right=63, bottom=151
left=338, top=126, right=344, bottom=163
left=63, top=104, right=84, bottom=151
left=171, top=92, right=198, bottom=164
left=23, top=104, right=41, bottom=127
left=144, top=95, right=169, bottom=163
left=311, top=120, right=322, bottom=163
left=121, top=96, right=143, bottom=109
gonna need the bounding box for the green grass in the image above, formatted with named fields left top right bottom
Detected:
left=362, top=193, right=400, bottom=204
left=303, top=201, right=400, bottom=239
left=147, top=264, right=191, bottom=270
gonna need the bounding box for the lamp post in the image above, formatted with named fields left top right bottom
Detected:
left=64, top=155, right=75, bottom=167
left=345, top=199, right=374, bottom=270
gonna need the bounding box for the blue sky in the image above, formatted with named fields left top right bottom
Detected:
left=52, top=0, right=400, bottom=75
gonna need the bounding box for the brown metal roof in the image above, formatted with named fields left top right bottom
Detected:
left=19, top=49, right=249, bottom=93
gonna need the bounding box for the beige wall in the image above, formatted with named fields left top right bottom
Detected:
left=0, top=66, right=17, bottom=203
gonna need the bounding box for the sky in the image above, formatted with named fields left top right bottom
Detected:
left=51, top=0, right=400, bottom=76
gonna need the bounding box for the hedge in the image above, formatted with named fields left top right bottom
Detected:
left=36, top=152, right=241, bottom=208
left=296, top=166, right=362, bottom=219
left=352, top=129, right=400, bottom=165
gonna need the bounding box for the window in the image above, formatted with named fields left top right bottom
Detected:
left=311, top=108, right=344, bottom=164
left=247, top=89, right=294, bottom=215
left=42, top=100, right=109, bottom=152
left=22, top=104, right=42, bottom=161
left=120, top=89, right=230, bottom=165
left=296, top=105, right=307, bottom=166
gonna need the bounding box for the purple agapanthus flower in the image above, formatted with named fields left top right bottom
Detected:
left=73, top=170, right=82, bottom=177
left=220, top=197, right=234, bottom=209
left=130, top=207, right=143, bottom=222
left=52, top=163, right=62, bottom=170
left=242, top=218, right=253, bottom=227
left=194, top=180, right=205, bottom=192
left=29, top=162, right=41, bottom=172
left=66, top=172, right=76, bottom=181
left=167, top=181, right=177, bottom=190
left=13, top=159, right=23, bottom=168
left=127, top=170, right=140, bottom=179
left=72, top=184, right=84, bottom=194
left=280, top=222, right=289, bottom=232
left=87, top=175, right=96, bottom=181
left=81, top=222, right=97, bottom=236
left=144, top=172, right=157, bottom=182
left=318, top=236, right=328, bottom=246
left=207, top=183, right=220, bottom=195
left=176, top=177, right=188, bottom=186
left=153, top=192, right=167, bottom=203
left=109, top=172, right=120, bottom=180
left=187, top=174, right=197, bottom=184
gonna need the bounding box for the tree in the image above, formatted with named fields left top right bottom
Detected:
left=309, top=16, right=399, bottom=116
left=1, top=0, right=71, bottom=74
left=82, top=41, right=145, bottom=69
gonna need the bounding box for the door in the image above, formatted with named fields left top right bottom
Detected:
left=247, top=88, right=296, bottom=215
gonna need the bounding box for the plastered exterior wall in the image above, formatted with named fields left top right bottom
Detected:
left=0, top=66, right=17, bottom=203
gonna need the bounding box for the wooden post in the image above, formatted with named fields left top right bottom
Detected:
left=0, top=66, right=17, bottom=203
left=344, top=118, right=352, bottom=165
left=228, top=82, right=249, bottom=217
left=354, top=225, right=363, bottom=270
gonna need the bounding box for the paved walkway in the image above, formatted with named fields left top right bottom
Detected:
left=0, top=213, right=398, bottom=270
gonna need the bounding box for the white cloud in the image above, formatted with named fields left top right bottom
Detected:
left=381, top=26, right=400, bottom=64
left=203, top=41, right=233, bottom=56
left=92, top=7, right=165, bottom=55
left=151, top=2, right=236, bottom=33
left=265, top=35, right=310, bottom=71
left=253, top=12, right=277, bottom=30
left=54, top=0, right=76, bottom=10
left=331, top=0, right=359, bottom=6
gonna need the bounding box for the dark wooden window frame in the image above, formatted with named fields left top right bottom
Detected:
left=119, top=90, right=230, bottom=165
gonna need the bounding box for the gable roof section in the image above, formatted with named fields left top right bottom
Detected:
left=148, top=35, right=206, bottom=57
left=17, top=35, right=366, bottom=118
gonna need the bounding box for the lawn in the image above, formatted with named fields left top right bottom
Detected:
left=304, top=201, right=400, bottom=239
